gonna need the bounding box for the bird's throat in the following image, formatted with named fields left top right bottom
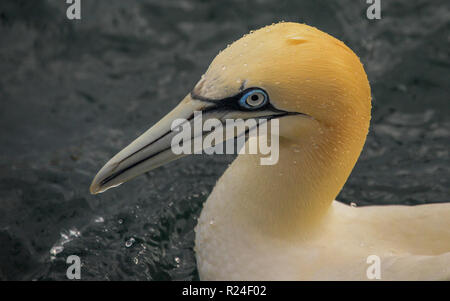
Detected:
left=199, top=120, right=368, bottom=238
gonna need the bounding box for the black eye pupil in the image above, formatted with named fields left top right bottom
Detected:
left=241, top=90, right=267, bottom=109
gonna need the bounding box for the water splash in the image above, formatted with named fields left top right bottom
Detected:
left=49, top=228, right=82, bottom=256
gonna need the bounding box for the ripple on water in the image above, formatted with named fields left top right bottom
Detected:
left=0, top=0, right=448, bottom=280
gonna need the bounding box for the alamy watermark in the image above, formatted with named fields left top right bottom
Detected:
left=366, top=0, right=381, bottom=20
left=66, top=255, right=81, bottom=279
left=66, top=1, right=381, bottom=22
left=66, top=0, right=81, bottom=20
left=366, top=255, right=381, bottom=279
left=170, top=112, right=280, bottom=165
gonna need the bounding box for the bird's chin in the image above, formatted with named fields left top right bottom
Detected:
left=276, top=114, right=317, bottom=141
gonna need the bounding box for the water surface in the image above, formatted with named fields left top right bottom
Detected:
left=0, top=0, right=448, bottom=280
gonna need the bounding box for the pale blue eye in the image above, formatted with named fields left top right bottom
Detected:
left=239, top=89, right=268, bottom=109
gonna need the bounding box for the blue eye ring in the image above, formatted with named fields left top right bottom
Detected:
left=238, top=89, right=268, bottom=109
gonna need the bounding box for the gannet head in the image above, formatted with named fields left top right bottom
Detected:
left=90, top=22, right=371, bottom=194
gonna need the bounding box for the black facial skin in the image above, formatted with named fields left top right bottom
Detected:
left=191, top=87, right=296, bottom=115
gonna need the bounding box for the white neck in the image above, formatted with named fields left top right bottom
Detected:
left=204, top=120, right=365, bottom=233
left=194, top=117, right=368, bottom=279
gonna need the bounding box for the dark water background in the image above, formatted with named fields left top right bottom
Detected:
left=0, top=0, right=448, bottom=280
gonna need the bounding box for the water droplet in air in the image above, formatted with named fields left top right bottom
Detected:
left=50, top=246, right=64, bottom=256
left=69, top=229, right=81, bottom=237
left=125, top=237, right=136, bottom=248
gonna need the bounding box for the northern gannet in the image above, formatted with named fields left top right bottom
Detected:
left=90, top=22, right=450, bottom=280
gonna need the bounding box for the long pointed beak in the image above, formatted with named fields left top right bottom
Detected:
left=90, top=91, right=295, bottom=194
left=90, top=94, right=213, bottom=194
